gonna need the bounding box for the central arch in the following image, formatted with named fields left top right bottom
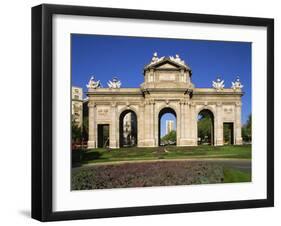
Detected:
left=158, top=107, right=177, bottom=146
left=119, top=110, right=138, bottom=148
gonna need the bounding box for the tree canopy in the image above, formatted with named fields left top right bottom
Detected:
left=161, top=130, right=176, bottom=144
left=242, top=114, right=252, bottom=142
left=71, top=119, right=82, bottom=142
left=197, top=116, right=213, bottom=144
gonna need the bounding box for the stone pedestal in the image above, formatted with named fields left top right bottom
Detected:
left=87, top=141, right=96, bottom=149
left=235, top=137, right=243, bottom=145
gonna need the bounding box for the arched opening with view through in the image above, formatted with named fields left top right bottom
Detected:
left=119, top=110, right=138, bottom=148
left=197, top=109, right=214, bottom=145
left=158, top=107, right=177, bottom=146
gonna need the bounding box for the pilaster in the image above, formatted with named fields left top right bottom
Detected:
left=109, top=102, right=118, bottom=148
left=235, top=102, right=243, bottom=145
left=87, top=102, right=96, bottom=149
left=215, top=102, right=224, bottom=146
left=137, top=102, right=145, bottom=147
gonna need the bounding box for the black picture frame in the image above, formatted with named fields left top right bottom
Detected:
left=32, top=4, right=274, bottom=222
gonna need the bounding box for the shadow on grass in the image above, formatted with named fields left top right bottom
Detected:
left=72, top=144, right=252, bottom=165
left=83, top=151, right=102, bottom=161
left=223, top=167, right=251, bottom=183
left=72, top=150, right=103, bottom=167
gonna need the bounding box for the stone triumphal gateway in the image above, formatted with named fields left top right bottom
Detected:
left=86, top=53, right=244, bottom=149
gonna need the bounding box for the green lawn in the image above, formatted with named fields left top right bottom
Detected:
left=223, top=167, right=251, bottom=183
left=73, top=145, right=251, bottom=165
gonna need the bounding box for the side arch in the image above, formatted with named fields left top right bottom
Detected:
left=195, top=105, right=216, bottom=118
left=196, top=107, right=215, bottom=145
left=117, top=106, right=139, bottom=119
left=118, top=107, right=139, bottom=148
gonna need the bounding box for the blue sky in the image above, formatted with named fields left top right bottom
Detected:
left=71, top=34, right=252, bottom=137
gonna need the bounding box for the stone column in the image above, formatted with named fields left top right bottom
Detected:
left=180, top=69, right=185, bottom=82
left=155, top=102, right=160, bottom=147
left=235, top=102, right=243, bottom=145
left=147, top=69, right=154, bottom=83
left=138, top=102, right=145, bottom=147
left=150, top=100, right=156, bottom=146
left=190, top=102, right=197, bottom=146
left=109, top=102, right=118, bottom=148
left=183, top=102, right=192, bottom=145
left=143, top=100, right=155, bottom=147
left=215, top=102, right=224, bottom=146
left=179, top=100, right=192, bottom=146
left=87, top=101, right=96, bottom=149
left=144, top=102, right=150, bottom=139
left=181, top=101, right=185, bottom=140
left=177, top=100, right=183, bottom=145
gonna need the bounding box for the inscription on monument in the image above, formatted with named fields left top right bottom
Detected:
left=97, top=107, right=110, bottom=120
left=223, top=106, right=235, bottom=121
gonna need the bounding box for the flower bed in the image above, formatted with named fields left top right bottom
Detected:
left=71, top=161, right=224, bottom=190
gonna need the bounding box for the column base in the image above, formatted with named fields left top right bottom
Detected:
left=178, top=138, right=197, bottom=146
left=235, top=138, right=243, bottom=145
left=138, top=139, right=156, bottom=147
left=109, top=140, right=118, bottom=149
left=87, top=140, right=96, bottom=149
left=215, top=139, right=224, bottom=146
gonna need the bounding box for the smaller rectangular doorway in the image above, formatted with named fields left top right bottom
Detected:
left=223, top=122, right=234, bottom=145
left=97, top=124, right=110, bottom=148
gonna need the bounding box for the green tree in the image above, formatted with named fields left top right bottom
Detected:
left=82, top=116, right=89, bottom=141
left=198, top=116, right=213, bottom=144
left=72, top=119, right=82, bottom=143
left=161, top=130, right=176, bottom=144
left=223, top=123, right=232, bottom=144
left=242, top=114, right=252, bottom=142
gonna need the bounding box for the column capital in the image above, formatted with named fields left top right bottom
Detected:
left=179, top=99, right=187, bottom=105
left=150, top=99, right=155, bottom=105
left=190, top=102, right=196, bottom=107
left=216, top=102, right=222, bottom=107
left=111, top=101, right=117, bottom=108
left=235, top=101, right=242, bottom=107
left=139, top=102, right=145, bottom=107
left=88, top=102, right=96, bottom=108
